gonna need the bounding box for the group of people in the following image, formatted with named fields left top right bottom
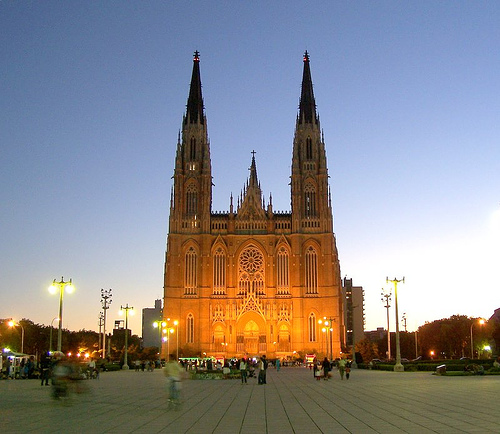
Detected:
left=313, top=357, right=352, bottom=380
left=238, top=355, right=269, bottom=384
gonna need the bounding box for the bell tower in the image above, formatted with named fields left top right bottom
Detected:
left=170, top=51, right=212, bottom=234
left=291, top=51, right=332, bottom=233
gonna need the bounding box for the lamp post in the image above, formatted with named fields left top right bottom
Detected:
left=120, top=304, right=134, bottom=370
left=153, top=320, right=167, bottom=361
left=174, top=320, right=179, bottom=360
left=98, top=312, right=104, bottom=355
left=470, top=318, right=485, bottom=359
left=387, top=276, right=405, bottom=372
left=318, top=316, right=334, bottom=361
left=48, top=277, right=75, bottom=352
left=381, top=289, right=392, bottom=360
left=49, top=317, right=59, bottom=354
left=100, top=288, right=112, bottom=360
left=8, top=320, right=25, bottom=354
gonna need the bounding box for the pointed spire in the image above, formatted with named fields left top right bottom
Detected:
left=249, top=150, right=259, bottom=188
left=185, top=50, right=204, bottom=125
left=298, top=50, right=317, bottom=125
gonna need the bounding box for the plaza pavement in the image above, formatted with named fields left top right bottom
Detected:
left=1, top=366, right=499, bottom=433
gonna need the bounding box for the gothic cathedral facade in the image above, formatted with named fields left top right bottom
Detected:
left=163, top=52, right=344, bottom=360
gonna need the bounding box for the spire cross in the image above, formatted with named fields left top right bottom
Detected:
left=194, top=50, right=200, bottom=61
left=251, top=150, right=256, bottom=158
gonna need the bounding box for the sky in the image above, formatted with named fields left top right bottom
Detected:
left=1, top=1, right=499, bottom=337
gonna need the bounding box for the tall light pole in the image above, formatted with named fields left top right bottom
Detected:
left=8, top=320, right=25, bottom=354
left=470, top=318, right=485, bottom=359
left=381, top=289, right=392, bottom=360
left=98, top=312, right=104, bottom=355
left=174, top=320, right=179, bottom=360
left=318, top=317, right=334, bottom=361
left=48, top=277, right=75, bottom=352
left=153, top=320, right=167, bottom=361
left=101, top=288, right=112, bottom=360
left=387, top=276, right=404, bottom=372
left=120, top=304, right=134, bottom=370
left=49, top=317, right=59, bottom=354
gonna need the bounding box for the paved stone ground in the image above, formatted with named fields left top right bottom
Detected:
left=1, top=366, right=499, bottom=433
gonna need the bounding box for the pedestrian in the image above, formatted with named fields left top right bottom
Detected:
left=239, top=358, right=248, bottom=384
left=163, top=354, right=183, bottom=409
left=258, top=355, right=268, bottom=384
left=40, top=352, right=51, bottom=386
left=338, top=357, right=346, bottom=380
left=276, top=358, right=280, bottom=372
left=322, top=357, right=330, bottom=380
left=346, top=361, right=351, bottom=380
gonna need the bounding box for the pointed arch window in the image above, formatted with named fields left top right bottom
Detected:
left=276, top=246, right=290, bottom=295
left=187, top=313, right=194, bottom=343
left=185, top=247, right=197, bottom=295
left=213, top=247, right=226, bottom=295
left=186, top=184, right=198, bottom=217
left=190, top=137, right=196, bottom=161
left=308, top=313, right=317, bottom=342
left=305, top=246, right=318, bottom=295
left=304, top=183, right=317, bottom=218
left=306, top=137, right=313, bottom=160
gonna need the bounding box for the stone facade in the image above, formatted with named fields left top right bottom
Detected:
left=163, top=52, right=344, bottom=360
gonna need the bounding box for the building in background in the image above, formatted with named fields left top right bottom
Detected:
left=163, top=52, right=344, bottom=360
left=343, top=277, right=365, bottom=348
left=142, top=299, right=162, bottom=348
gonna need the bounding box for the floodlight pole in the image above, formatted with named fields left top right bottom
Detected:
left=381, top=289, right=392, bottom=360
left=387, top=277, right=405, bottom=372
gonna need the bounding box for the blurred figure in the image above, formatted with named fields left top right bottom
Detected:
left=163, top=354, right=183, bottom=409
left=322, top=357, right=330, bottom=380
left=338, top=358, right=346, bottom=380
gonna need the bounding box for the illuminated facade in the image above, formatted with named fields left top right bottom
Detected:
left=163, top=51, right=344, bottom=360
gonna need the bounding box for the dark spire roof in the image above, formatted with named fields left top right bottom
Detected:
left=249, top=150, right=259, bottom=189
left=185, top=50, right=204, bottom=125
left=298, top=50, right=317, bottom=125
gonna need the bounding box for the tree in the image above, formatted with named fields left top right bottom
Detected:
left=356, top=338, right=379, bottom=363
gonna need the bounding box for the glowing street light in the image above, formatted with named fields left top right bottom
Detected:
left=8, top=320, right=25, bottom=354
left=119, top=304, right=134, bottom=369
left=48, top=277, right=75, bottom=352
left=387, top=277, right=405, bottom=372
left=470, top=318, right=485, bottom=359
left=153, top=320, right=167, bottom=361
left=173, top=320, right=179, bottom=360
left=318, top=316, right=334, bottom=361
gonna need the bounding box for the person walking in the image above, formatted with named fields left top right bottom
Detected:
left=239, top=358, right=248, bottom=384
left=258, top=355, right=268, bottom=385
left=276, top=358, right=280, bottom=372
left=163, top=354, right=183, bottom=409
left=322, top=357, right=330, bottom=380
left=346, top=360, right=351, bottom=380
left=338, top=357, right=346, bottom=380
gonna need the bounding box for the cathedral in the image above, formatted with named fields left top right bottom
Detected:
left=162, top=51, right=344, bottom=361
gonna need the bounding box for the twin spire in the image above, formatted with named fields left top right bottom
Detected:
left=185, top=50, right=317, bottom=127
left=185, top=50, right=204, bottom=125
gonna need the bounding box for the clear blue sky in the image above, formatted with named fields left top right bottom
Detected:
left=1, top=1, right=499, bottom=337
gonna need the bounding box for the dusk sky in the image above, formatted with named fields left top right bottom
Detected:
left=2, top=2, right=499, bottom=337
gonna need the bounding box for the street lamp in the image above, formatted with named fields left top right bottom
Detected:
left=48, top=277, right=75, bottom=352
left=119, top=304, right=134, bottom=370
left=153, top=320, right=167, bottom=361
left=318, top=316, right=334, bottom=361
left=381, top=289, right=392, bottom=360
left=100, top=288, right=112, bottom=360
left=8, top=320, right=25, bottom=354
left=387, top=277, right=405, bottom=372
left=470, top=318, right=485, bottom=359
left=173, top=320, right=179, bottom=360
left=49, top=317, right=60, bottom=354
